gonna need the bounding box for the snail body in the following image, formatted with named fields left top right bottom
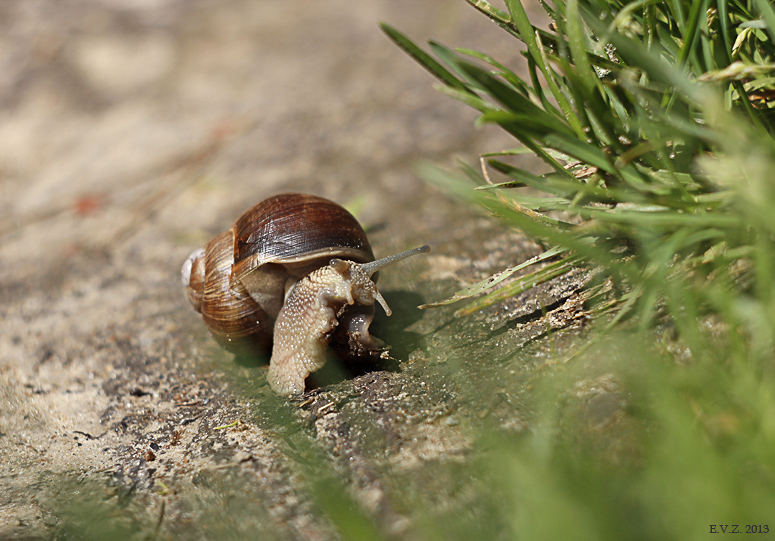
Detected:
left=181, top=193, right=429, bottom=396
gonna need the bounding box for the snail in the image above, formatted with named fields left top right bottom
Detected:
left=181, top=193, right=429, bottom=396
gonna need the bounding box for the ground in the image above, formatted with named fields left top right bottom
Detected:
left=0, top=1, right=619, bottom=538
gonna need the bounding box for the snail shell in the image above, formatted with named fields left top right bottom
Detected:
left=181, top=193, right=375, bottom=356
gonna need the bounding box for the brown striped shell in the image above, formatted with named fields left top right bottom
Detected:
left=181, top=193, right=374, bottom=357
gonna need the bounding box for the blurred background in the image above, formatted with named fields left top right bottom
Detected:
left=0, top=0, right=527, bottom=274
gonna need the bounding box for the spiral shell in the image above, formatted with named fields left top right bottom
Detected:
left=181, top=193, right=374, bottom=356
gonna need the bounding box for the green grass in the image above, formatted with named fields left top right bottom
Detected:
left=378, top=0, right=775, bottom=539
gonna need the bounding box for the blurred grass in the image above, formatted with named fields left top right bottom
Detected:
left=378, top=0, right=775, bottom=539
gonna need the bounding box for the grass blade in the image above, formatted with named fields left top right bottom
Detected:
left=379, top=23, right=472, bottom=94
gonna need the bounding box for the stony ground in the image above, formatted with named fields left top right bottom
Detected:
left=0, top=1, right=618, bottom=539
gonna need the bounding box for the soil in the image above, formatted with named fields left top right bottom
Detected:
left=0, top=1, right=617, bottom=538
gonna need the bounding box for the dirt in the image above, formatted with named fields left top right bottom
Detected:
left=0, top=1, right=617, bottom=539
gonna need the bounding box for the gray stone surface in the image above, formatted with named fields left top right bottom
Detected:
left=0, top=1, right=611, bottom=538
